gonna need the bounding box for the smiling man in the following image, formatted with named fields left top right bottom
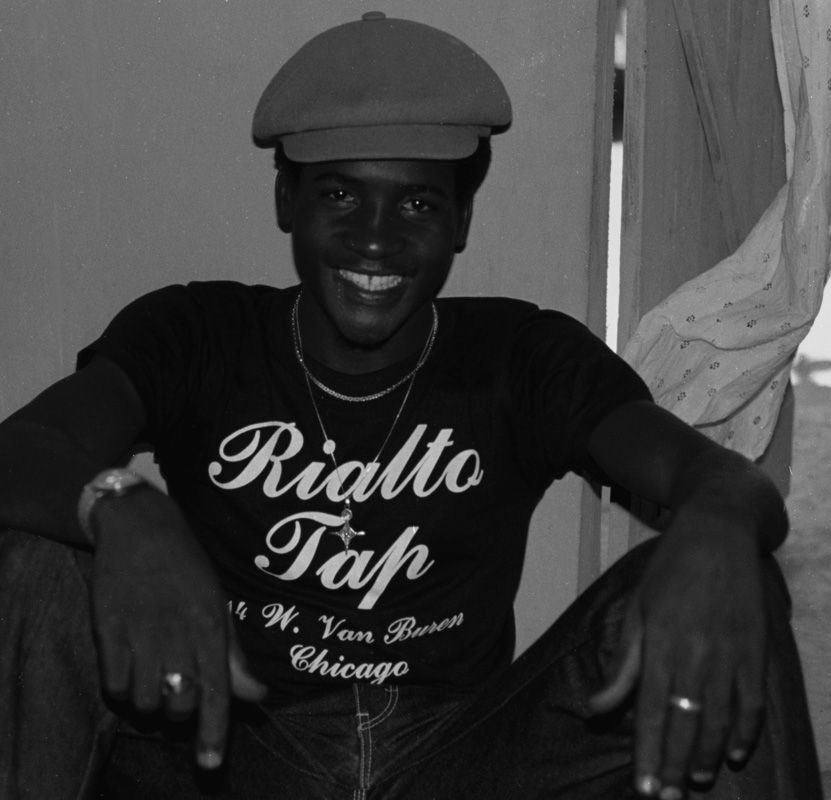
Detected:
left=279, top=158, right=469, bottom=368
left=0, top=12, right=823, bottom=800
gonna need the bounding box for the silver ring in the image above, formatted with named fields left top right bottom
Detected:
left=161, top=672, right=193, bottom=696
left=669, top=694, right=703, bottom=713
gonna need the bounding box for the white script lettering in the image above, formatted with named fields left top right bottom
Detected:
left=383, top=612, right=465, bottom=644
left=289, top=645, right=409, bottom=685
left=319, top=615, right=374, bottom=643
left=254, top=512, right=434, bottom=610
left=262, top=602, right=299, bottom=630
left=208, top=422, right=483, bottom=502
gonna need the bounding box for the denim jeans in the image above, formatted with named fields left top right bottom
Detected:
left=0, top=527, right=823, bottom=800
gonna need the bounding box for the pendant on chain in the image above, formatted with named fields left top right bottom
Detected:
left=332, top=502, right=364, bottom=551
left=293, top=291, right=436, bottom=554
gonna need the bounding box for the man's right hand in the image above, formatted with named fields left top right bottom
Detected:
left=0, top=354, right=268, bottom=766
left=91, top=487, right=267, bottom=769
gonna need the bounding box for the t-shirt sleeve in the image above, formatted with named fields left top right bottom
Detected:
left=76, top=284, right=216, bottom=444
left=507, top=310, right=653, bottom=487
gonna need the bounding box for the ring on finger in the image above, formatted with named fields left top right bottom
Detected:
left=161, top=671, right=194, bottom=697
left=668, top=694, right=703, bottom=713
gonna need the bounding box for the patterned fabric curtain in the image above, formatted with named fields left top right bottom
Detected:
left=623, top=0, right=831, bottom=460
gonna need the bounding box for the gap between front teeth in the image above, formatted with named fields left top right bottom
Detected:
left=339, top=270, right=403, bottom=291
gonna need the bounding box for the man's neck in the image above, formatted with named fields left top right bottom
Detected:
left=295, top=294, right=436, bottom=375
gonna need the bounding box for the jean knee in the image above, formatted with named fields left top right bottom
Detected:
left=759, top=553, right=792, bottom=621
left=0, top=528, right=93, bottom=657
left=0, top=526, right=89, bottom=588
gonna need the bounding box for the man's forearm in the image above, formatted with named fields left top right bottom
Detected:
left=0, top=419, right=112, bottom=547
left=667, top=447, right=788, bottom=555
left=588, top=401, right=789, bottom=555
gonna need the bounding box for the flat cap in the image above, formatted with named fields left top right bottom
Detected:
left=252, top=12, right=512, bottom=162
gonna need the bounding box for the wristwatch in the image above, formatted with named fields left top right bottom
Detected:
left=77, top=468, right=149, bottom=544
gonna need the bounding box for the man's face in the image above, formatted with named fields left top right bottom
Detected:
left=278, top=159, right=471, bottom=364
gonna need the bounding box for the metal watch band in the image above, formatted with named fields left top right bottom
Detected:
left=77, top=467, right=148, bottom=544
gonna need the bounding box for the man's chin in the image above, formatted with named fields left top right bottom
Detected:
left=327, top=306, right=409, bottom=352
left=335, top=325, right=396, bottom=353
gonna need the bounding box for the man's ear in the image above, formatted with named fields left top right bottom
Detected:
left=454, top=199, right=474, bottom=253
left=275, top=173, right=294, bottom=233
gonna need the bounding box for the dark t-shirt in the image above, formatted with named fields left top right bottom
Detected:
left=78, top=281, right=651, bottom=699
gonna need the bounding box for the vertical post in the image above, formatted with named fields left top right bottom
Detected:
left=577, top=4, right=619, bottom=593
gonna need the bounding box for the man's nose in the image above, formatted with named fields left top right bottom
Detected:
left=342, top=202, right=405, bottom=261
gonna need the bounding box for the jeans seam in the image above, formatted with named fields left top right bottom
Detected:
left=352, top=686, right=400, bottom=797
left=354, top=685, right=371, bottom=798
left=365, top=685, right=399, bottom=730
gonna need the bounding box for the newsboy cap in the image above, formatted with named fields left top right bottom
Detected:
left=252, top=12, right=512, bottom=162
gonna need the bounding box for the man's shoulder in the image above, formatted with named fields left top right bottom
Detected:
left=441, top=295, right=538, bottom=316
left=181, top=280, right=286, bottom=307
left=103, top=281, right=297, bottom=353
left=135, top=280, right=293, bottom=325
left=437, top=295, right=612, bottom=383
left=436, top=296, right=557, bottom=373
left=439, top=295, right=539, bottom=332
left=439, top=295, right=583, bottom=337
left=130, top=280, right=285, bottom=308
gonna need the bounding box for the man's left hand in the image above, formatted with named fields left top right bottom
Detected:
left=589, top=514, right=767, bottom=798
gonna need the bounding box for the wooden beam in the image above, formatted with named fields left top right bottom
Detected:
left=578, top=1, right=618, bottom=592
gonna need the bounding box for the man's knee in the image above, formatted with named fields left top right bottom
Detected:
left=0, top=527, right=94, bottom=664
left=0, top=526, right=90, bottom=592
left=0, top=530, right=113, bottom=800
left=584, top=536, right=792, bottom=629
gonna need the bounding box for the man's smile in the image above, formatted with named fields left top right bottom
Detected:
left=336, top=269, right=406, bottom=293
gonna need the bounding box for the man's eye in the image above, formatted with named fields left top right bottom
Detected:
left=323, top=189, right=356, bottom=205
left=400, top=198, right=433, bottom=214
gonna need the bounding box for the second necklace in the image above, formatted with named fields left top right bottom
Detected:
left=292, top=292, right=439, bottom=550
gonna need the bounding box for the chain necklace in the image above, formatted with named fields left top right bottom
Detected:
left=291, top=293, right=438, bottom=403
left=292, top=291, right=439, bottom=550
